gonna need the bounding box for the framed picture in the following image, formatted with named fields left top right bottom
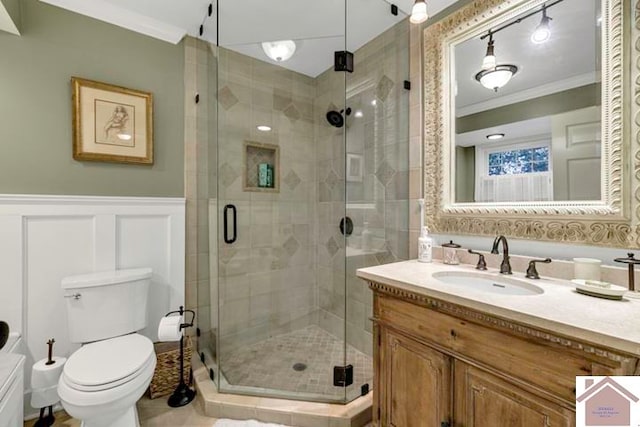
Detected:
left=71, top=77, right=153, bottom=164
left=346, top=153, right=363, bottom=182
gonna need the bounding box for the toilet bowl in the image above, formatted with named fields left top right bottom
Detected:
left=58, top=268, right=155, bottom=427
left=58, top=334, right=156, bottom=427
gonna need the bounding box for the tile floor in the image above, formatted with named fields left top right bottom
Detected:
left=23, top=326, right=373, bottom=426
left=219, top=325, right=373, bottom=399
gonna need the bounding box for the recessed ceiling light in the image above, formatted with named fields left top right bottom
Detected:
left=371, top=99, right=377, bottom=106
left=487, top=133, right=505, bottom=140
left=257, top=125, right=271, bottom=132
left=354, top=110, right=363, bottom=118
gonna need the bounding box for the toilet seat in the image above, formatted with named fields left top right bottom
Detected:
left=58, top=353, right=156, bottom=413
left=63, top=334, right=154, bottom=392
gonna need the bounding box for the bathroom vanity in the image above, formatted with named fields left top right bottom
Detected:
left=357, top=261, right=640, bottom=427
left=0, top=333, right=25, bottom=427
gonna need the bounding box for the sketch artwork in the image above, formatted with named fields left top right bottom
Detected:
left=95, top=101, right=135, bottom=147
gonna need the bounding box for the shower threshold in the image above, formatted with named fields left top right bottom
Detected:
left=193, top=358, right=372, bottom=426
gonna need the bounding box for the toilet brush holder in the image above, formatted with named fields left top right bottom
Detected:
left=162, top=306, right=196, bottom=408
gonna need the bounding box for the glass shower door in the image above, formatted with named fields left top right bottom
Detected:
left=214, top=0, right=349, bottom=403
left=343, top=1, right=411, bottom=403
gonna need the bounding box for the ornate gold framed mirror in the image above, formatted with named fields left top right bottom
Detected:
left=422, top=0, right=635, bottom=247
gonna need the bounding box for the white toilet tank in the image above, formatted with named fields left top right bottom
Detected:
left=62, top=268, right=152, bottom=344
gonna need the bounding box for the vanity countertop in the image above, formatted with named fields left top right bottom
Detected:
left=357, top=260, right=640, bottom=356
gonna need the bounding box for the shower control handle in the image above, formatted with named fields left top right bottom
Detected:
left=223, top=204, right=237, bottom=244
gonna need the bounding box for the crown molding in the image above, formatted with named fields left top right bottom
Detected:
left=40, top=0, right=186, bottom=44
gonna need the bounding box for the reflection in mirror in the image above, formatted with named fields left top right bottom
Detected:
left=453, top=0, right=601, bottom=203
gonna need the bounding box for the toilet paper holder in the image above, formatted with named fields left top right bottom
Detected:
left=162, top=306, right=196, bottom=408
left=164, top=305, right=195, bottom=331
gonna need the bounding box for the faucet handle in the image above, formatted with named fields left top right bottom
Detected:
left=525, top=258, right=552, bottom=280
left=468, top=249, right=487, bottom=271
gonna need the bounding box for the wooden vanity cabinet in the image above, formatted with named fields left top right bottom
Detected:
left=369, top=281, right=639, bottom=427
left=379, top=328, right=452, bottom=426
left=453, top=362, right=574, bottom=427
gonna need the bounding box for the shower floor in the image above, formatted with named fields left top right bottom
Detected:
left=219, top=325, right=373, bottom=399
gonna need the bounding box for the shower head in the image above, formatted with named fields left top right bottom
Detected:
left=325, top=108, right=352, bottom=128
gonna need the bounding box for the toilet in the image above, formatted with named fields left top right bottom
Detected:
left=57, top=268, right=156, bottom=427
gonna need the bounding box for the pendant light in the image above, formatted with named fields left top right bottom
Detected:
left=475, top=34, right=517, bottom=92
left=482, top=34, right=496, bottom=70
left=261, top=40, right=297, bottom=62
left=410, top=0, right=428, bottom=24
left=531, top=6, right=552, bottom=44
left=475, top=65, right=518, bottom=92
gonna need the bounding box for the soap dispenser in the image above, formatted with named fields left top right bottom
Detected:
left=418, top=226, right=433, bottom=263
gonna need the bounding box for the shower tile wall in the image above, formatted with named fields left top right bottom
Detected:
left=315, top=21, right=411, bottom=357
left=194, top=19, right=410, bottom=392
left=216, top=48, right=318, bottom=354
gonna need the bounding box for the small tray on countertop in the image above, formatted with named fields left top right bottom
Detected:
left=572, top=279, right=627, bottom=300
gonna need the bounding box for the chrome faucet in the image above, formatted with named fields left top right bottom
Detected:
left=491, top=235, right=512, bottom=274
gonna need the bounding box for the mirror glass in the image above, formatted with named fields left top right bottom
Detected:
left=453, top=0, right=601, bottom=203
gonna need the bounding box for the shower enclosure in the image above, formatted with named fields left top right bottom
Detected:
left=197, top=0, right=411, bottom=404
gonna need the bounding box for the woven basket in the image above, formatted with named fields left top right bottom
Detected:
left=148, top=337, right=193, bottom=399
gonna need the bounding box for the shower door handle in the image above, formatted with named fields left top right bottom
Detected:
left=223, top=204, right=237, bottom=244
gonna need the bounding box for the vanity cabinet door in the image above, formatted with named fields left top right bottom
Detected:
left=453, top=361, right=575, bottom=427
left=379, top=327, right=452, bottom=427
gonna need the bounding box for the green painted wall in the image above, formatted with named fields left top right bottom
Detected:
left=456, top=84, right=600, bottom=134
left=455, top=146, right=475, bottom=203
left=0, top=0, right=184, bottom=196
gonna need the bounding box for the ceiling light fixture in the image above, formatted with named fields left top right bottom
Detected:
left=371, top=99, right=377, bottom=106
left=482, top=34, right=496, bottom=70
left=475, top=33, right=517, bottom=91
left=531, top=6, right=552, bottom=44
left=474, top=0, right=563, bottom=91
left=475, top=65, right=518, bottom=92
left=410, top=0, right=428, bottom=25
left=486, top=133, right=505, bottom=140
left=257, top=125, right=272, bottom=132
left=261, top=40, right=297, bottom=62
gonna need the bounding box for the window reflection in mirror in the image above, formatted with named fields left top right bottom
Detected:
left=453, top=0, right=601, bottom=203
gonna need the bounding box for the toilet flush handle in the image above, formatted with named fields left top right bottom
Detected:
left=63, top=293, right=81, bottom=300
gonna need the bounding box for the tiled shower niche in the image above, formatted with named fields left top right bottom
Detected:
left=243, top=141, right=279, bottom=192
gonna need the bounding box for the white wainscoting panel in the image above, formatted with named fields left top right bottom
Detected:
left=0, top=195, right=185, bottom=412
left=25, top=216, right=95, bottom=368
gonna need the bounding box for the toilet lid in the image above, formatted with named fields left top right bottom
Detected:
left=64, top=334, right=154, bottom=387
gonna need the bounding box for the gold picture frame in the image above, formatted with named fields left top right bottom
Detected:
left=72, top=77, right=153, bottom=164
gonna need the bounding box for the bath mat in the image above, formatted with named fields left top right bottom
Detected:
left=213, top=420, right=290, bottom=427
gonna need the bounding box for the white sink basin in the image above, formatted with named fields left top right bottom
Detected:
left=432, top=271, right=544, bottom=296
